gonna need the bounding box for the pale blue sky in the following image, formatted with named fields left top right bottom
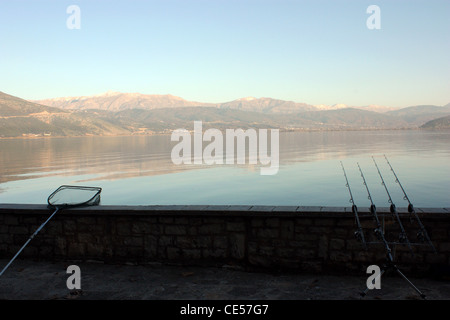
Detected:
left=0, top=0, right=449, bottom=108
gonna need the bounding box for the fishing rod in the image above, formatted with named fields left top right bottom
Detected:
left=340, top=161, right=367, bottom=250
left=384, top=155, right=437, bottom=253
left=358, top=161, right=426, bottom=299
left=357, top=163, right=390, bottom=249
left=358, top=162, right=393, bottom=297
left=372, top=157, right=414, bottom=254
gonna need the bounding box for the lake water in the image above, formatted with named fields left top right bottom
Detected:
left=0, top=130, right=449, bottom=208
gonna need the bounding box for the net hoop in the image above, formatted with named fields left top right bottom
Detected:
left=47, top=185, right=102, bottom=208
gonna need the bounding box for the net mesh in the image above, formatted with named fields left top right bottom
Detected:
left=47, top=185, right=102, bottom=208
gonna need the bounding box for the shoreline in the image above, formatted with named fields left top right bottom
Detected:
left=0, top=127, right=427, bottom=140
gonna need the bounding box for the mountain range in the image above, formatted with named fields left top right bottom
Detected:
left=33, top=91, right=397, bottom=114
left=1, top=91, right=449, bottom=138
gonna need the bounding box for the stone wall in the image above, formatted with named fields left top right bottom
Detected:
left=1, top=205, right=449, bottom=277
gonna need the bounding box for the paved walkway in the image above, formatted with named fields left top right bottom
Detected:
left=0, top=259, right=449, bottom=300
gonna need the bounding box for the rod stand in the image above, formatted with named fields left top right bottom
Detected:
left=360, top=254, right=426, bottom=300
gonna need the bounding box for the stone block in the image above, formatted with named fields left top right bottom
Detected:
left=230, top=234, right=246, bottom=260
left=158, top=235, right=174, bottom=247
left=425, top=253, right=447, bottom=264
left=86, top=243, right=104, bottom=256
left=173, top=217, right=189, bottom=225
left=183, top=249, right=202, bottom=259
left=165, top=225, right=187, bottom=235
left=4, top=216, right=19, bottom=225
left=144, top=235, right=157, bottom=256
left=22, top=217, right=38, bottom=225
left=167, top=247, right=182, bottom=259
left=68, top=243, right=85, bottom=256
left=398, top=252, right=424, bottom=264
left=187, top=226, right=198, bottom=235
left=149, top=224, right=163, bottom=235
left=296, top=248, right=316, bottom=259
left=250, top=219, right=264, bottom=227
left=78, top=233, right=95, bottom=243
left=308, top=226, right=332, bottom=234
left=226, top=222, right=245, bottom=232
left=131, top=221, right=149, bottom=234
left=9, top=226, right=29, bottom=235
left=300, top=261, right=322, bottom=273
left=117, top=223, right=131, bottom=236
left=314, top=218, right=335, bottom=226
left=259, top=245, right=274, bottom=256
left=288, top=240, right=317, bottom=249
left=248, top=255, right=272, bottom=268
left=430, top=229, right=447, bottom=241
left=265, top=218, right=280, bottom=228
left=159, top=217, right=174, bottom=224
left=336, top=219, right=356, bottom=227
left=247, top=242, right=258, bottom=255
left=202, top=248, right=226, bottom=259
left=176, top=236, right=195, bottom=249
left=294, top=226, right=308, bottom=234
left=352, top=251, right=374, bottom=263
left=329, top=239, right=345, bottom=250
left=276, top=247, right=296, bottom=258
left=204, top=217, right=227, bottom=224
left=294, top=218, right=313, bottom=226
left=329, top=251, right=352, bottom=262
left=192, top=236, right=211, bottom=248
left=257, top=228, right=279, bottom=239
left=439, top=242, right=450, bottom=253
left=199, top=224, right=223, bottom=234
left=213, top=236, right=228, bottom=249
left=123, top=237, right=143, bottom=247
left=334, top=228, right=350, bottom=238
left=318, top=235, right=329, bottom=259
left=280, top=220, right=294, bottom=240
left=346, top=239, right=365, bottom=251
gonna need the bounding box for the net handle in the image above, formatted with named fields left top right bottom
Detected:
left=47, top=185, right=102, bottom=209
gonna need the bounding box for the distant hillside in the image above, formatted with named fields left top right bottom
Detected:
left=112, top=107, right=317, bottom=132
left=0, top=91, right=65, bottom=116
left=313, top=104, right=396, bottom=113
left=355, top=105, right=397, bottom=113
left=110, top=107, right=411, bottom=131
left=0, top=91, right=131, bottom=137
left=298, top=108, right=410, bottom=129
left=386, top=105, right=450, bottom=125
left=218, top=97, right=316, bottom=113
left=420, top=115, right=450, bottom=129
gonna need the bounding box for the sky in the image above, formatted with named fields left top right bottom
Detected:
left=0, top=0, right=449, bottom=108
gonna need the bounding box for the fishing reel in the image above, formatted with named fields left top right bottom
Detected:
left=416, top=231, right=425, bottom=242
left=407, top=204, right=417, bottom=222
left=374, top=227, right=383, bottom=240
left=354, top=230, right=363, bottom=242
left=389, top=203, right=396, bottom=214
left=399, top=232, right=408, bottom=243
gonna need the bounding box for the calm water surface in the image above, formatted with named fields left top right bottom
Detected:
left=0, top=130, right=449, bottom=208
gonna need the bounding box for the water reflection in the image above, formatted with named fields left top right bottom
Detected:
left=0, top=130, right=449, bottom=207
